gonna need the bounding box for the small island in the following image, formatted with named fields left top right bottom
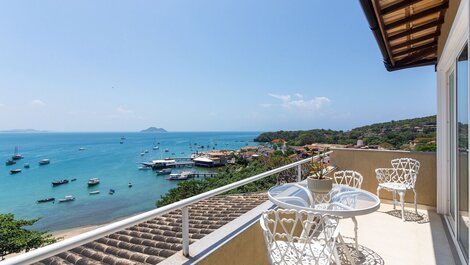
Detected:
left=140, top=127, right=167, bottom=133
left=0, top=129, right=48, bottom=133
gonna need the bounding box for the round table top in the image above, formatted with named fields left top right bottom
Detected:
left=268, top=181, right=380, bottom=218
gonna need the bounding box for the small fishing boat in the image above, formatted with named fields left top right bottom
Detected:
left=5, top=159, right=16, bottom=166
left=71, top=178, right=77, bottom=181
left=128, top=182, right=132, bottom=188
left=153, top=146, right=159, bottom=150
left=138, top=165, right=152, bottom=170
left=157, top=168, right=172, bottom=175
left=37, top=198, right=55, bottom=203
left=89, top=190, right=100, bottom=195
left=52, top=179, right=69, bottom=186
left=144, top=150, right=149, bottom=153
left=166, top=172, right=191, bottom=181
left=120, top=141, right=124, bottom=144
left=79, top=147, right=86, bottom=151
left=58, top=195, right=75, bottom=203
left=109, top=189, right=115, bottom=195
left=11, top=146, right=23, bottom=160
left=10, top=169, right=22, bottom=174
left=140, top=152, right=145, bottom=156
left=87, top=178, right=100, bottom=186
left=24, top=163, right=30, bottom=168
left=164, top=149, right=169, bottom=153
left=39, top=159, right=50, bottom=165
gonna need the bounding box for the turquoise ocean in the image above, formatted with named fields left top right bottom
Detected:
left=0, top=132, right=259, bottom=231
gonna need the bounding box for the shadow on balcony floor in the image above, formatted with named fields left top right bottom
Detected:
left=380, top=209, right=430, bottom=224
left=337, top=241, right=385, bottom=265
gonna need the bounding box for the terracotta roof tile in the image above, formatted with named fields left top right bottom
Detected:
left=35, top=192, right=266, bottom=265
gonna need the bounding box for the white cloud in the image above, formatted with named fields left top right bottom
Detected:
left=268, top=93, right=330, bottom=111
left=31, top=99, right=46, bottom=107
left=116, top=106, right=133, bottom=115
left=268, top=93, right=291, bottom=101
left=284, top=97, right=331, bottom=110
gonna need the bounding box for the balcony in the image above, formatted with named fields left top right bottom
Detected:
left=0, top=149, right=456, bottom=265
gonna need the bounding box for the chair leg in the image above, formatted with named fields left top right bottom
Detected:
left=413, top=189, right=418, bottom=215
left=399, top=191, right=405, bottom=221
left=392, top=190, right=397, bottom=209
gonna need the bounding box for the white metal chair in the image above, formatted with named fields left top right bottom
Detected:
left=260, top=209, right=355, bottom=265
left=333, top=170, right=363, bottom=251
left=333, top=170, right=363, bottom=189
left=375, top=158, right=420, bottom=221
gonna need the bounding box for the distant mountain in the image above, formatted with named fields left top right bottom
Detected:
left=140, top=127, right=167, bottom=133
left=0, top=129, right=48, bottom=133
left=254, top=115, right=437, bottom=151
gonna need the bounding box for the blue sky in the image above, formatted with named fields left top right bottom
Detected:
left=0, top=1, right=436, bottom=132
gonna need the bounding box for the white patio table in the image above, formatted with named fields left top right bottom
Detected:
left=267, top=181, right=380, bottom=251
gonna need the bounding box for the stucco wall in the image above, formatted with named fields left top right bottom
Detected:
left=438, top=0, right=461, bottom=61
left=330, top=148, right=437, bottom=207
left=198, top=221, right=269, bottom=265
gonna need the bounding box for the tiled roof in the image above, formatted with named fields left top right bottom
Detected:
left=35, top=193, right=267, bottom=265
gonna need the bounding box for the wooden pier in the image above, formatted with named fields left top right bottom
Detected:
left=174, top=162, right=195, bottom=168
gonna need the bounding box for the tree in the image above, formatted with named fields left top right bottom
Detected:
left=0, top=214, right=56, bottom=260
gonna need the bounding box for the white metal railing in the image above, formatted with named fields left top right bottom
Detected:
left=1, top=152, right=330, bottom=265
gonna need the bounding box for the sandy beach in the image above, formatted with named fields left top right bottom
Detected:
left=52, top=224, right=103, bottom=240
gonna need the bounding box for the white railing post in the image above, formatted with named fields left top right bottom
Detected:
left=297, top=164, right=302, bottom=182
left=182, top=206, right=190, bottom=257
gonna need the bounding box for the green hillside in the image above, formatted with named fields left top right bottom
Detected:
left=254, top=115, right=436, bottom=151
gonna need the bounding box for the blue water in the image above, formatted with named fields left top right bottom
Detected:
left=0, top=132, right=259, bottom=231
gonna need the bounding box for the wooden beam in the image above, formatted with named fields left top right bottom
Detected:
left=381, top=0, right=423, bottom=15
left=385, top=2, right=449, bottom=30
left=372, top=0, right=396, bottom=66
left=388, top=19, right=444, bottom=41
left=391, top=58, right=436, bottom=70
left=391, top=31, right=439, bottom=50
left=392, top=41, right=437, bottom=57
left=394, top=46, right=436, bottom=65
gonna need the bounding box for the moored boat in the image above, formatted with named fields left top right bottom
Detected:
left=12, top=146, right=23, bottom=160
left=24, top=163, right=30, bottom=168
left=52, top=179, right=69, bottom=186
left=109, top=189, right=115, bottom=195
left=128, top=182, right=133, bottom=188
left=166, top=172, right=192, bottom=181
left=157, top=168, right=172, bottom=175
left=10, top=169, right=22, bottom=174
left=87, top=178, right=100, bottom=186
left=89, top=190, right=100, bottom=195
left=138, top=165, right=152, bottom=170
left=37, top=198, right=55, bottom=203
left=79, top=147, right=86, bottom=151
left=71, top=178, right=77, bottom=181
left=58, top=195, right=75, bottom=203
left=39, top=159, right=50, bottom=165
left=5, top=159, right=16, bottom=166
